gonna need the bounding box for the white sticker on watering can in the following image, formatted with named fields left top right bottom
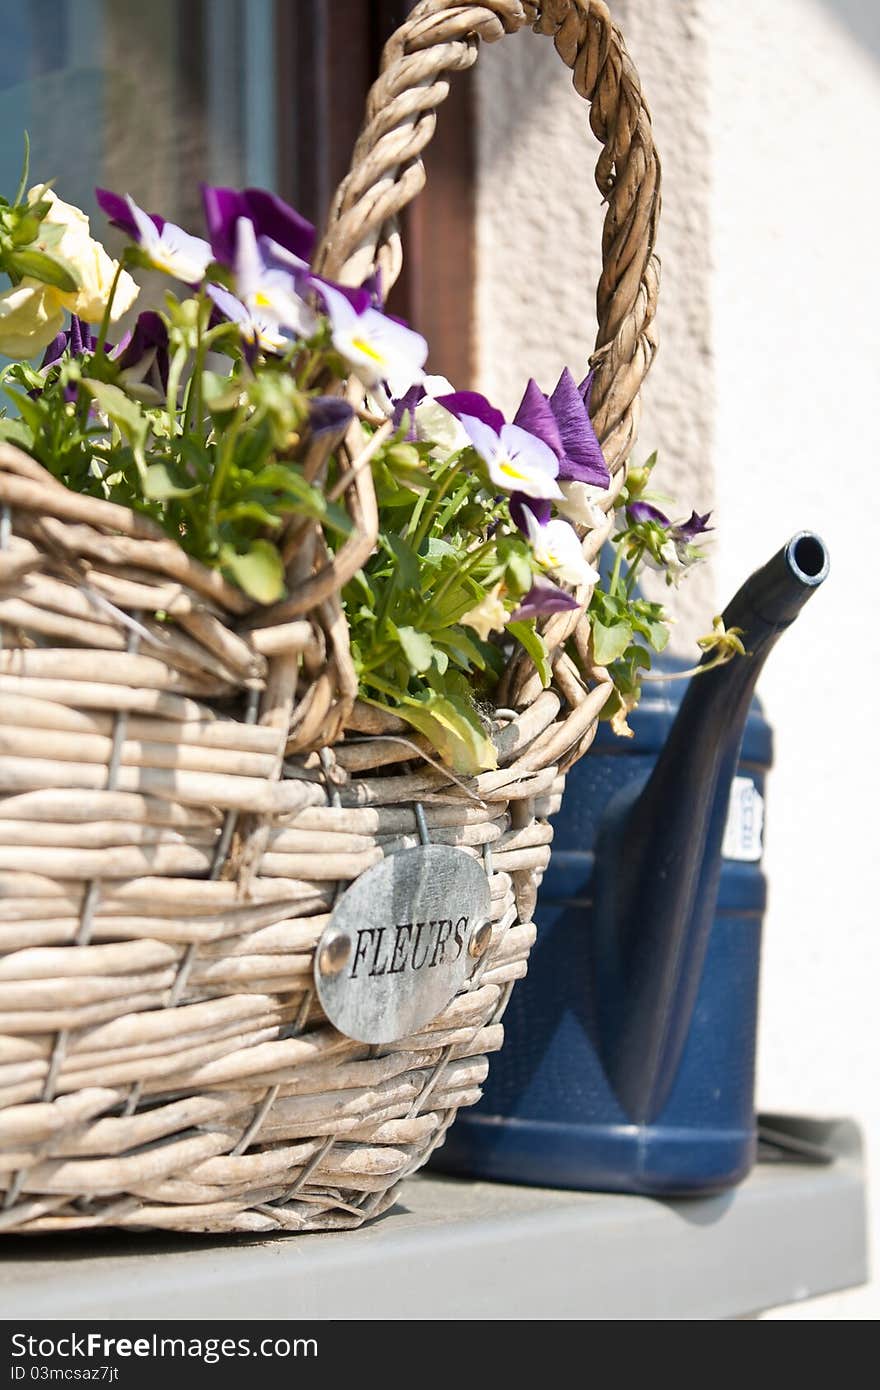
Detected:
left=314, top=845, right=492, bottom=1044
left=722, top=776, right=765, bottom=862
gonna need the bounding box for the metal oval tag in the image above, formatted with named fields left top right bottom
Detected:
left=314, top=844, right=491, bottom=1044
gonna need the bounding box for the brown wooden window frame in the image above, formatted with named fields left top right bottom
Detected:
left=280, top=0, right=476, bottom=387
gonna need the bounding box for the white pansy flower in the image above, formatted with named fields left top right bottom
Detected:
left=235, top=219, right=316, bottom=339
left=523, top=510, right=601, bottom=588
left=320, top=282, right=428, bottom=398
left=0, top=280, right=65, bottom=358
left=29, top=188, right=138, bottom=323
left=460, top=583, right=508, bottom=641
left=126, top=195, right=213, bottom=284
left=460, top=414, right=562, bottom=501
left=206, top=284, right=291, bottom=354
left=557, top=479, right=608, bottom=531
left=415, top=400, right=469, bottom=458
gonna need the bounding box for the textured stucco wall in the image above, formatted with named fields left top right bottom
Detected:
left=476, top=0, right=879, bottom=1318
left=707, top=0, right=880, bottom=1320
left=475, top=0, right=716, bottom=650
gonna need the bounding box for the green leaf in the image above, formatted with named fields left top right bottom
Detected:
left=2, top=360, right=45, bottom=392
left=323, top=500, right=353, bottom=537
left=250, top=463, right=316, bottom=501
left=251, top=462, right=320, bottom=497
left=497, top=536, right=533, bottom=595
left=176, top=436, right=213, bottom=484
left=1, top=384, right=44, bottom=439
left=628, top=600, right=670, bottom=653
left=219, top=540, right=285, bottom=604
left=399, top=690, right=497, bottom=775
left=506, top=551, right=533, bottom=595
left=13, top=131, right=30, bottom=208
left=82, top=380, right=148, bottom=447
left=143, top=463, right=200, bottom=501
left=641, top=619, right=669, bottom=652
left=217, top=500, right=283, bottom=529
left=591, top=590, right=626, bottom=623
left=201, top=371, right=244, bottom=414
left=393, top=624, right=435, bottom=675
left=630, top=643, right=653, bottom=670
left=0, top=416, right=32, bottom=448
left=508, top=619, right=552, bottom=688
left=382, top=532, right=420, bottom=590
left=435, top=627, right=488, bottom=672
left=10, top=213, right=44, bottom=247
left=7, top=249, right=78, bottom=293
left=423, top=537, right=457, bottom=563
left=591, top=616, right=633, bottom=666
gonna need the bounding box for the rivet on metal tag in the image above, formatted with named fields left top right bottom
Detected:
left=314, top=844, right=492, bottom=1044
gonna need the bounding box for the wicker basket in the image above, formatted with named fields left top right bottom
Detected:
left=0, top=0, right=659, bottom=1235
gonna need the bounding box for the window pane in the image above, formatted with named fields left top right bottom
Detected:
left=0, top=0, right=277, bottom=229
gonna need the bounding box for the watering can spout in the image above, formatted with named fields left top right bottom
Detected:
left=593, top=532, right=830, bottom=1124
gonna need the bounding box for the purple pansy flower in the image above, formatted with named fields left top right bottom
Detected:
left=39, top=330, right=71, bottom=376
left=113, top=310, right=169, bottom=400
left=38, top=318, right=100, bottom=402
left=259, top=238, right=379, bottom=318
left=513, top=378, right=565, bottom=460
left=306, top=271, right=373, bottom=316
left=435, top=387, right=570, bottom=524
left=318, top=281, right=427, bottom=398
left=458, top=414, right=562, bottom=502
left=627, top=500, right=670, bottom=526
left=513, top=368, right=610, bottom=488
left=96, top=187, right=165, bottom=239
left=206, top=218, right=316, bottom=355
left=202, top=185, right=315, bottom=268
left=509, top=495, right=552, bottom=533
left=672, top=510, right=713, bottom=542
left=510, top=575, right=580, bottom=621
left=40, top=315, right=97, bottom=372
left=361, top=267, right=384, bottom=310
left=436, top=390, right=505, bottom=434
left=633, top=505, right=713, bottom=580
left=391, top=381, right=425, bottom=439
left=309, top=396, right=355, bottom=438
left=549, top=368, right=609, bottom=485
left=234, top=218, right=316, bottom=338
left=96, top=188, right=212, bottom=285
left=206, top=283, right=288, bottom=359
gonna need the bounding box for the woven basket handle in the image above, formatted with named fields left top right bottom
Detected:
left=316, top=0, right=661, bottom=479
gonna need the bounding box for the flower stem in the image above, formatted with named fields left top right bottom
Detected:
left=94, top=261, right=124, bottom=362
left=639, top=649, right=738, bottom=682
left=184, top=290, right=207, bottom=435
left=431, top=536, right=496, bottom=607
left=360, top=673, right=401, bottom=700
left=624, top=543, right=645, bottom=597
left=608, top=539, right=625, bottom=596
left=207, top=405, right=246, bottom=539
left=165, top=345, right=188, bottom=437
left=410, top=456, right=463, bottom=550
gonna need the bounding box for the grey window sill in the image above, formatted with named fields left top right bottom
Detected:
left=0, top=1117, right=867, bottom=1321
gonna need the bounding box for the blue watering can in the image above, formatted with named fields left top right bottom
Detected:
left=433, top=532, right=830, bottom=1195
